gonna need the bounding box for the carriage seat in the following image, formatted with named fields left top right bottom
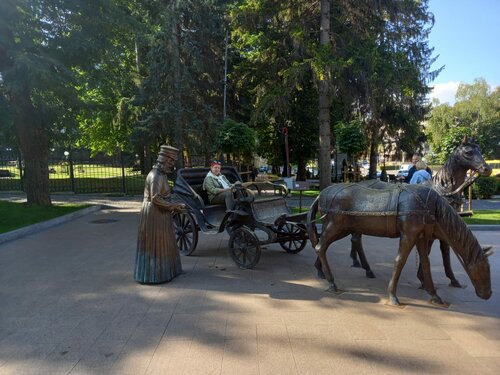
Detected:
left=250, top=196, right=291, bottom=225
left=176, top=168, right=234, bottom=208
left=178, top=170, right=214, bottom=206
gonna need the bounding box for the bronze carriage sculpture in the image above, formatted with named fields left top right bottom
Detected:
left=171, top=166, right=308, bottom=269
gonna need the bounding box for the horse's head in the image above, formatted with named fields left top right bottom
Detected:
left=457, top=137, right=492, bottom=176
left=468, top=246, right=493, bottom=300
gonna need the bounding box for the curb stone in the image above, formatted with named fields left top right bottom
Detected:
left=0, top=205, right=101, bottom=246
left=468, top=225, right=500, bottom=231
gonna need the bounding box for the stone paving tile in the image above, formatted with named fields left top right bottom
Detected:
left=162, top=313, right=200, bottom=341
left=180, top=339, right=225, bottom=375
left=221, top=338, right=259, bottom=375
left=439, top=325, right=500, bottom=357
left=146, top=339, right=192, bottom=374
left=0, top=342, right=60, bottom=375
left=289, top=338, right=350, bottom=374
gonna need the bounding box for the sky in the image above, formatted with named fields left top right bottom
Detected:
left=427, top=0, right=500, bottom=105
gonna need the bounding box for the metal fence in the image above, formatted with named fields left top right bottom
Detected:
left=0, top=147, right=146, bottom=195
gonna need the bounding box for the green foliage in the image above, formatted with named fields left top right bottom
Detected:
left=217, top=118, right=256, bottom=163
left=427, top=79, right=500, bottom=160
left=474, top=176, right=498, bottom=199
left=439, top=127, right=472, bottom=163
left=0, top=0, right=138, bottom=203
left=135, top=0, right=228, bottom=160
left=0, top=0, right=443, bottom=200
left=465, top=176, right=498, bottom=199
left=335, top=119, right=367, bottom=158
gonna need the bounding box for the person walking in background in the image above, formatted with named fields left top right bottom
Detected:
left=405, top=153, right=432, bottom=183
left=410, top=160, right=432, bottom=184
left=134, top=145, right=185, bottom=284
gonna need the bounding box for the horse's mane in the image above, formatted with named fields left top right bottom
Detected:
left=432, top=148, right=461, bottom=194
left=434, top=194, right=484, bottom=267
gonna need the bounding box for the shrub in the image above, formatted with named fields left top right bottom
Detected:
left=475, top=176, right=497, bottom=199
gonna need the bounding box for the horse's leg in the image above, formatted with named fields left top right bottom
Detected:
left=351, top=233, right=375, bottom=278
left=314, top=223, right=345, bottom=293
left=314, top=256, right=325, bottom=279
left=416, top=239, right=433, bottom=288
left=415, top=238, right=445, bottom=306
left=440, top=240, right=462, bottom=288
left=316, top=247, right=338, bottom=292
left=387, top=237, right=414, bottom=306
left=350, top=234, right=361, bottom=268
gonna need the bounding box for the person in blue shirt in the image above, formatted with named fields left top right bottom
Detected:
left=410, top=160, right=432, bottom=184
left=405, top=153, right=432, bottom=183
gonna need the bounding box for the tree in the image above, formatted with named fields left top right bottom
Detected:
left=0, top=0, right=134, bottom=205
left=217, top=118, right=256, bottom=165
left=134, top=0, right=228, bottom=166
left=335, top=119, right=367, bottom=161
left=229, top=0, right=437, bottom=184
left=338, top=0, right=437, bottom=178
left=426, top=79, right=500, bottom=160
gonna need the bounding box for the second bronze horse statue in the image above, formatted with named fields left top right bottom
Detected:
left=307, top=183, right=492, bottom=306
left=349, top=138, right=492, bottom=288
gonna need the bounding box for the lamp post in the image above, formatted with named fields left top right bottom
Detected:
left=283, top=126, right=290, bottom=177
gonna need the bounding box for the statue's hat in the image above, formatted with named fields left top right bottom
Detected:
left=157, top=145, right=179, bottom=162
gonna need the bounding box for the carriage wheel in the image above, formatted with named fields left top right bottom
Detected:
left=278, top=223, right=307, bottom=254
left=173, top=211, right=198, bottom=256
left=228, top=226, right=261, bottom=269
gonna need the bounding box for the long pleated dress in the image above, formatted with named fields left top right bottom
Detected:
left=134, top=166, right=182, bottom=284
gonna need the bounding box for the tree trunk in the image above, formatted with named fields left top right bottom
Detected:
left=13, top=93, right=51, bottom=206
left=368, top=133, right=379, bottom=180
left=318, top=0, right=332, bottom=190
left=170, top=0, right=184, bottom=168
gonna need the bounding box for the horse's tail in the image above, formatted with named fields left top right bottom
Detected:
left=307, top=195, right=320, bottom=248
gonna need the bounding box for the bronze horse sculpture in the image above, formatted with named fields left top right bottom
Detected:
left=349, top=138, right=492, bottom=287
left=307, top=183, right=492, bottom=306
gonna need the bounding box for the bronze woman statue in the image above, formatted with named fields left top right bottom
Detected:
left=134, top=145, right=185, bottom=284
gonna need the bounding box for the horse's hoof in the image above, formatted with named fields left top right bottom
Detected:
left=351, top=260, right=361, bottom=268
left=430, top=297, right=449, bottom=308
left=449, top=280, right=462, bottom=288
left=326, top=284, right=340, bottom=294
left=366, top=270, right=375, bottom=279
left=388, top=295, right=400, bottom=306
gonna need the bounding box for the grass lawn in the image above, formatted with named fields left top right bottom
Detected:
left=462, top=210, right=500, bottom=225
left=0, top=201, right=90, bottom=234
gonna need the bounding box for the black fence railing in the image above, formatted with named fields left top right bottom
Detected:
left=0, top=147, right=146, bottom=195
left=0, top=147, right=257, bottom=195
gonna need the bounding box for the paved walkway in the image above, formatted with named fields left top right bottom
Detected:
left=0, top=194, right=499, bottom=374
left=3, top=191, right=500, bottom=211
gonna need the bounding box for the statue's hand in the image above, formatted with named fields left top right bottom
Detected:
left=173, top=203, right=186, bottom=213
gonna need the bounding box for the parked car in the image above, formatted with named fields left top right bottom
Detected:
left=258, top=165, right=269, bottom=173
left=396, top=164, right=412, bottom=178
